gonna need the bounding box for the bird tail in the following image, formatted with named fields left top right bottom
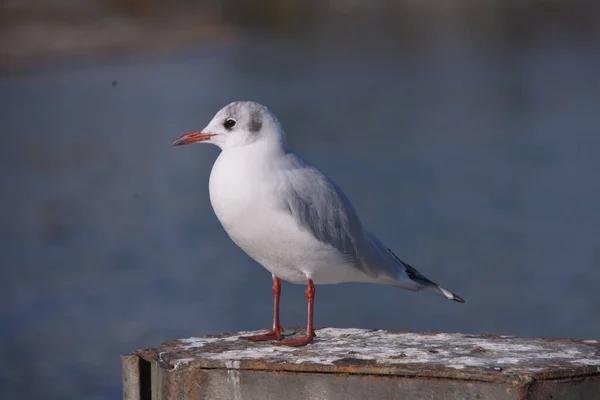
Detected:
left=387, top=248, right=465, bottom=303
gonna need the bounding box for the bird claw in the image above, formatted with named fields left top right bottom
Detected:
left=240, top=328, right=284, bottom=342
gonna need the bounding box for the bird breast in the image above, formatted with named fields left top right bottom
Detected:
left=207, top=149, right=358, bottom=284
left=209, top=151, right=267, bottom=231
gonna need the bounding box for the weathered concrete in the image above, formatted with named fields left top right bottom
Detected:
left=123, top=328, right=600, bottom=400
left=121, top=348, right=156, bottom=400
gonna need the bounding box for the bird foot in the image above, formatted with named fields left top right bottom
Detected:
left=272, top=334, right=315, bottom=347
left=240, top=328, right=284, bottom=342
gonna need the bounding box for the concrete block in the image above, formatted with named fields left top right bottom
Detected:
left=122, top=328, right=600, bottom=400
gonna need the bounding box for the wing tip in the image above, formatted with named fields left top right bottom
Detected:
left=452, top=294, right=466, bottom=303
left=439, top=287, right=466, bottom=303
left=386, top=248, right=466, bottom=303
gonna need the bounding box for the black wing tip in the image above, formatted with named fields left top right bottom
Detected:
left=387, top=248, right=466, bottom=304
left=452, top=294, right=466, bottom=304
left=387, top=248, right=434, bottom=285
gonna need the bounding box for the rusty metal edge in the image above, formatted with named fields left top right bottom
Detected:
left=150, top=362, right=600, bottom=400
left=159, top=359, right=599, bottom=384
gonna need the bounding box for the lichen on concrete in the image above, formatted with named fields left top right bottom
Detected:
left=157, top=327, right=600, bottom=382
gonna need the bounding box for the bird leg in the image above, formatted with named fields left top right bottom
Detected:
left=273, top=278, right=316, bottom=347
left=241, top=276, right=284, bottom=341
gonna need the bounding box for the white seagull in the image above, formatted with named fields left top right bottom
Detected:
left=173, top=101, right=464, bottom=347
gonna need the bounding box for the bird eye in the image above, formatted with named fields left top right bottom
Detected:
left=224, top=118, right=236, bottom=130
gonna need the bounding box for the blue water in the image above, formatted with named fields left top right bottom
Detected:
left=1, top=30, right=600, bottom=398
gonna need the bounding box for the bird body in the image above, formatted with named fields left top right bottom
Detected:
left=210, top=144, right=383, bottom=286
left=173, top=101, right=464, bottom=346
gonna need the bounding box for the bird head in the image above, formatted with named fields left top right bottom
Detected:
left=172, top=101, right=285, bottom=150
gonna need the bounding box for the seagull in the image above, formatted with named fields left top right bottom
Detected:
left=172, top=101, right=464, bottom=347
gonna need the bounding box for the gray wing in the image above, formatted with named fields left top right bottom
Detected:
left=275, top=153, right=390, bottom=279
left=275, top=153, right=466, bottom=302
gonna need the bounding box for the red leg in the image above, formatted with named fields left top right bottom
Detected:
left=273, top=278, right=316, bottom=347
left=241, top=276, right=284, bottom=342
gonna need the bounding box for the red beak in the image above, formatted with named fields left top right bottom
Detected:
left=172, top=131, right=215, bottom=146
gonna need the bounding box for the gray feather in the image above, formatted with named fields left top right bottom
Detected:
left=272, top=153, right=466, bottom=304
left=273, top=153, right=452, bottom=291
left=248, top=110, right=263, bottom=132
left=276, top=154, right=388, bottom=279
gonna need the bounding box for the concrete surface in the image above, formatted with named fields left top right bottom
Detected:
left=123, top=327, right=600, bottom=400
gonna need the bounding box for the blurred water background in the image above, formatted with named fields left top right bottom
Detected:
left=1, top=0, right=600, bottom=398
